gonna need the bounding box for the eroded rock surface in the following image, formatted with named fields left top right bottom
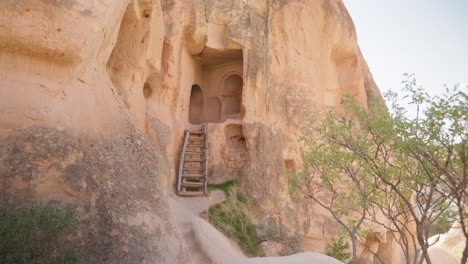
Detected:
left=0, top=126, right=190, bottom=263
left=1, top=0, right=393, bottom=263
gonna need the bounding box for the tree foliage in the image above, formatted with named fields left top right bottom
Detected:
left=290, top=75, right=467, bottom=264
left=325, top=234, right=352, bottom=263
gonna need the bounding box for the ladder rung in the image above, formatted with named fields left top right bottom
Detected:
left=184, top=155, right=204, bottom=158
left=184, top=159, right=205, bottom=162
left=178, top=191, right=205, bottom=197
left=182, top=174, right=205, bottom=178
left=181, top=182, right=204, bottom=188
left=183, top=167, right=205, bottom=171
left=189, top=131, right=204, bottom=135
left=185, top=151, right=204, bottom=154
left=177, top=126, right=208, bottom=197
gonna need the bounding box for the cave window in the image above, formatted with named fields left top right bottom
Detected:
left=189, top=85, right=204, bottom=124
left=222, top=74, right=243, bottom=116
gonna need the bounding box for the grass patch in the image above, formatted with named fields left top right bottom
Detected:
left=207, top=179, right=240, bottom=193
left=0, top=203, right=79, bottom=264
left=204, top=180, right=262, bottom=256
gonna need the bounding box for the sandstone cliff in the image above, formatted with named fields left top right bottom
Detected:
left=0, top=0, right=390, bottom=263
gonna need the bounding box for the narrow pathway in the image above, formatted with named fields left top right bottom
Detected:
left=169, top=190, right=245, bottom=264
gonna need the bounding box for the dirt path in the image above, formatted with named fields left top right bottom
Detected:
left=168, top=190, right=345, bottom=264
left=168, top=190, right=246, bottom=264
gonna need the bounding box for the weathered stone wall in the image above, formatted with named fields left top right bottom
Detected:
left=0, top=126, right=189, bottom=263
left=0, top=1, right=190, bottom=263
left=0, top=0, right=395, bottom=263
left=182, top=0, right=393, bottom=261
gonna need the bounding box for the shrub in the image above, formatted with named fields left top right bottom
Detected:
left=207, top=179, right=240, bottom=193
left=0, top=203, right=79, bottom=264
left=325, top=235, right=351, bottom=263
left=205, top=180, right=262, bottom=256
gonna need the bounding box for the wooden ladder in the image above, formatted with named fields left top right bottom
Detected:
left=177, top=124, right=208, bottom=196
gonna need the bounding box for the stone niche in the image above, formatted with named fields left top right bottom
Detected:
left=223, top=124, right=247, bottom=169
left=186, top=48, right=244, bottom=125
left=206, top=121, right=248, bottom=183
left=143, top=82, right=153, bottom=99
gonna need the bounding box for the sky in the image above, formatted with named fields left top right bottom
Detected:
left=344, top=0, right=468, bottom=100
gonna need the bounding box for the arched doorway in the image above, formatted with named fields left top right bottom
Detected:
left=189, top=85, right=204, bottom=124
left=222, top=74, right=243, bottom=116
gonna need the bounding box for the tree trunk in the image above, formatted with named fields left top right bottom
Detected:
left=416, top=224, right=431, bottom=264
left=457, top=202, right=468, bottom=264
left=421, top=246, right=432, bottom=264
left=351, top=234, right=358, bottom=264
left=461, top=239, right=467, bottom=264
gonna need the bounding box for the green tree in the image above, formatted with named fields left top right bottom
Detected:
left=290, top=94, right=389, bottom=264
left=387, top=74, right=467, bottom=264
left=290, top=75, right=467, bottom=264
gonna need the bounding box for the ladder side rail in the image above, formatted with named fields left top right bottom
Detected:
left=177, top=130, right=190, bottom=193
left=203, top=124, right=208, bottom=194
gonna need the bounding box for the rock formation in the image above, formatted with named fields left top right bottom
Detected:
left=0, top=0, right=394, bottom=263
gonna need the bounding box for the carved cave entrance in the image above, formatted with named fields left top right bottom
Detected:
left=182, top=48, right=246, bottom=192
left=187, top=48, right=244, bottom=124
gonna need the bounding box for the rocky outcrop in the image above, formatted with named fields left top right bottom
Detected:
left=0, top=126, right=190, bottom=263
left=0, top=1, right=189, bottom=263
left=0, top=0, right=393, bottom=263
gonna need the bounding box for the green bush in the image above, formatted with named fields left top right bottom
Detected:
left=0, top=203, right=79, bottom=264
left=325, top=235, right=351, bottom=263
left=207, top=179, right=240, bottom=194
left=205, top=180, right=262, bottom=256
